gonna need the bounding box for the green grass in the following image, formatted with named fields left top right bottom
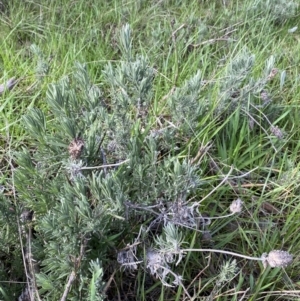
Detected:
left=1, top=0, right=300, bottom=300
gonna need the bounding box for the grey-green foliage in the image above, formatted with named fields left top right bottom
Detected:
left=103, top=25, right=155, bottom=158
left=14, top=84, right=125, bottom=298
left=88, top=259, right=105, bottom=301
left=102, top=54, right=154, bottom=158
left=30, top=44, right=50, bottom=80
left=12, top=23, right=206, bottom=299
left=118, top=23, right=132, bottom=61
left=216, top=260, right=238, bottom=286
left=13, top=62, right=121, bottom=299
left=205, top=259, right=239, bottom=300
left=14, top=158, right=119, bottom=300
left=124, top=141, right=202, bottom=209
left=217, top=48, right=284, bottom=116
left=154, top=223, right=185, bottom=256
left=168, top=70, right=206, bottom=134
left=157, top=158, right=201, bottom=201
left=144, top=224, right=186, bottom=287
left=248, top=0, right=298, bottom=23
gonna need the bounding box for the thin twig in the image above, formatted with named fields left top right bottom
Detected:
left=152, top=68, right=173, bottom=83
left=26, top=226, right=42, bottom=301
left=229, top=167, right=258, bottom=179
left=156, top=264, right=191, bottom=299
left=189, top=29, right=237, bottom=47
left=238, top=287, right=250, bottom=301
left=60, top=271, right=76, bottom=301
left=60, top=237, right=88, bottom=301
left=182, top=248, right=262, bottom=261
left=219, top=22, right=244, bottom=32
left=186, top=254, right=211, bottom=291
left=80, top=159, right=129, bottom=170
left=190, top=37, right=235, bottom=47
left=159, top=85, right=176, bottom=103
left=103, top=269, right=117, bottom=295
left=259, top=290, right=300, bottom=296
left=171, top=24, right=186, bottom=38
left=190, top=142, right=212, bottom=165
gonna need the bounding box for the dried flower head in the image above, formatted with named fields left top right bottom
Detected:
left=20, top=209, right=34, bottom=223
left=270, top=125, right=283, bottom=139
left=167, top=201, right=198, bottom=228
left=65, top=160, right=84, bottom=180
left=146, top=249, right=167, bottom=278
left=260, top=90, right=271, bottom=105
left=262, top=250, right=293, bottom=268
left=267, top=68, right=278, bottom=81
left=146, top=249, right=182, bottom=287
left=230, top=198, right=243, bottom=214
left=117, top=248, right=140, bottom=271
left=68, top=138, right=84, bottom=159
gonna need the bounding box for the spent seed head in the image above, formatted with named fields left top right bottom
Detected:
left=267, top=68, right=278, bottom=81
left=230, top=198, right=243, bottom=214
left=270, top=125, right=284, bottom=139
left=68, top=138, right=84, bottom=159
left=262, top=250, right=293, bottom=268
